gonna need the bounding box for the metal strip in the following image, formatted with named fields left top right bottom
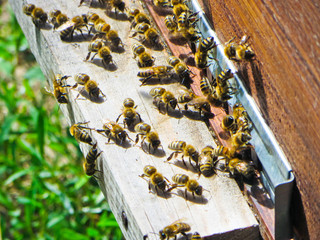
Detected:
left=187, top=1, right=295, bottom=239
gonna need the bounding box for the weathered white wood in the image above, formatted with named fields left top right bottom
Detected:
left=9, top=0, right=259, bottom=239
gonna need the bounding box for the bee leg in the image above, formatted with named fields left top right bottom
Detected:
left=99, top=89, right=106, bottom=98
left=185, top=188, right=188, bottom=200
left=116, top=113, right=123, bottom=123
left=90, top=52, right=98, bottom=62
left=85, top=51, right=92, bottom=61
left=165, top=103, right=169, bottom=114
left=167, top=152, right=176, bottom=161
left=136, top=112, right=142, bottom=123
left=181, top=155, right=187, bottom=167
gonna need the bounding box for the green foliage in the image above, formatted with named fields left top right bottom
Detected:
left=0, top=3, right=122, bottom=240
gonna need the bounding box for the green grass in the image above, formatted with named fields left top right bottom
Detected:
left=0, top=3, right=122, bottom=240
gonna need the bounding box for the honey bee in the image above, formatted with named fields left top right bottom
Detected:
left=167, top=56, right=193, bottom=87
left=22, top=3, right=35, bottom=16
left=224, top=35, right=255, bottom=61
left=76, top=78, right=106, bottom=100
left=198, top=36, right=217, bottom=52
left=97, top=121, right=132, bottom=144
left=131, top=12, right=150, bottom=29
left=179, top=27, right=200, bottom=43
left=126, top=8, right=140, bottom=22
left=199, top=146, right=218, bottom=177
left=50, top=10, right=68, bottom=29
left=94, top=20, right=110, bottom=34
left=177, top=90, right=195, bottom=103
left=221, top=115, right=238, bottom=134
left=232, top=103, right=252, bottom=134
left=135, top=123, right=162, bottom=153
left=216, top=68, right=234, bottom=86
left=139, top=165, right=174, bottom=193
left=167, top=141, right=199, bottom=169
left=85, top=38, right=105, bottom=61
left=172, top=3, right=189, bottom=17
left=86, top=143, right=102, bottom=164
left=184, top=95, right=211, bottom=117
left=199, top=76, right=213, bottom=96
left=116, top=98, right=142, bottom=128
left=83, top=162, right=99, bottom=177
left=172, top=173, right=203, bottom=198
left=132, top=43, right=155, bottom=68
left=44, top=74, right=72, bottom=104
left=191, top=232, right=202, bottom=240
left=213, top=82, right=235, bottom=102
left=194, top=49, right=211, bottom=69
left=139, top=66, right=173, bottom=85
left=74, top=73, right=90, bottom=85
left=70, top=121, right=94, bottom=145
left=177, top=11, right=198, bottom=30
left=57, top=15, right=89, bottom=41
left=164, top=15, right=177, bottom=33
left=149, top=87, right=166, bottom=98
left=106, top=0, right=127, bottom=17
left=153, top=0, right=171, bottom=8
left=228, top=158, right=255, bottom=180
left=89, top=45, right=116, bottom=67
left=159, top=220, right=191, bottom=240
left=136, top=27, right=161, bottom=46
left=149, top=87, right=179, bottom=114
left=28, top=7, right=48, bottom=27
left=105, top=30, right=124, bottom=49
left=231, top=131, right=252, bottom=150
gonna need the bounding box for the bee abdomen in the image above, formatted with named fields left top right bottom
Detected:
left=172, top=173, right=189, bottom=185
left=168, top=140, right=186, bottom=151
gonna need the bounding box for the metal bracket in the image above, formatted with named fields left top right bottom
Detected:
left=187, top=1, right=295, bottom=239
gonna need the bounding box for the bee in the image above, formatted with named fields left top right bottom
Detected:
left=191, top=232, right=202, bottom=240
left=149, top=87, right=166, bottom=98
left=231, top=131, right=252, bottom=150
left=159, top=220, right=191, bottom=240
left=139, top=165, right=174, bottom=193
left=221, top=115, right=238, bottom=134
left=224, top=36, right=237, bottom=60
left=74, top=73, right=90, bottom=85
left=139, top=66, right=173, bottom=85
left=232, top=103, right=252, bottom=134
left=199, top=76, right=213, bottom=96
left=172, top=173, right=203, bottom=198
left=79, top=0, right=105, bottom=7
left=167, top=141, right=199, bottom=169
left=131, top=12, right=150, bottom=29
left=116, top=98, right=142, bottom=128
left=105, top=29, right=124, bottom=49
left=228, top=158, right=255, bottom=180
left=135, top=123, right=162, bottom=153
left=50, top=10, right=68, bottom=29
left=184, top=95, right=211, bottom=117
left=224, top=35, right=255, bottom=61
left=177, top=90, right=195, bottom=103
left=94, top=20, right=110, bottom=33
left=22, top=3, right=35, bottom=16
left=213, top=82, right=235, bottom=102
left=141, top=28, right=161, bottom=46
left=73, top=78, right=106, bottom=100
left=167, top=56, right=193, bottom=87
left=199, top=147, right=218, bottom=177
left=217, top=69, right=234, bottom=86
left=177, top=11, right=198, bottom=30
left=194, top=50, right=211, bottom=69
left=131, top=22, right=150, bottom=36
left=180, top=27, right=200, bottom=43
left=153, top=0, right=171, bottom=8
left=198, top=36, right=217, bottom=52
left=165, top=15, right=177, bottom=33
left=89, top=45, right=116, bottom=67
left=126, top=8, right=140, bottom=22
left=57, top=15, right=89, bottom=41
left=132, top=43, right=155, bottom=68
left=235, top=35, right=255, bottom=61
left=70, top=121, right=93, bottom=145
left=83, top=162, right=99, bottom=177
left=86, top=143, right=102, bottom=164
left=44, top=74, right=72, bottom=104
left=106, top=0, right=127, bottom=17
left=149, top=87, right=179, bottom=114
left=85, top=38, right=105, bottom=61
left=29, top=7, right=48, bottom=27
left=97, top=121, right=132, bottom=144
left=172, top=3, right=189, bottom=17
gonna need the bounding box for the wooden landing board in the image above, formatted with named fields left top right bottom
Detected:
left=9, top=0, right=259, bottom=239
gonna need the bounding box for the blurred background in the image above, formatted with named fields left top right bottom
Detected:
left=0, top=1, right=123, bottom=239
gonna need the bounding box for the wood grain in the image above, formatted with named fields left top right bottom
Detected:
left=198, top=0, right=320, bottom=239
left=9, top=0, right=259, bottom=239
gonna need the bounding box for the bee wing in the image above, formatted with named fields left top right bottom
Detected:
left=56, top=20, right=74, bottom=32
left=168, top=218, right=188, bottom=226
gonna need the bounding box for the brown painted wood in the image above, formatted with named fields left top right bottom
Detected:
left=197, top=0, right=320, bottom=239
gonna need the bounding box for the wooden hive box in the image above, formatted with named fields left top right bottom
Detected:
left=9, top=0, right=260, bottom=239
